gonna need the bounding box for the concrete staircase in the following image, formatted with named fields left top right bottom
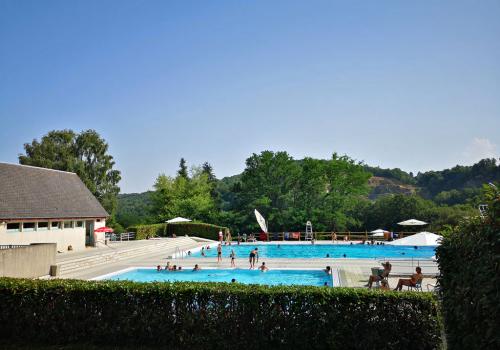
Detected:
left=57, top=237, right=200, bottom=276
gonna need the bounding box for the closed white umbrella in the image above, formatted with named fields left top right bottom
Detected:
left=387, top=231, right=442, bottom=246
left=370, top=229, right=388, bottom=237
left=254, top=209, right=268, bottom=233
left=166, top=217, right=192, bottom=223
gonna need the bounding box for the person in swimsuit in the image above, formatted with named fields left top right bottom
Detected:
left=165, top=262, right=171, bottom=271
left=192, top=264, right=200, bottom=271
left=366, top=261, right=392, bottom=289
left=259, top=262, right=269, bottom=271
left=230, top=249, right=236, bottom=267
left=249, top=249, right=257, bottom=269
left=394, top=267, right=423, bottom=291
left=217, top=244, right=222, bottom=263
left=255, top=248, right=259, bottom=263
left=156, top=265, right=161, bottom=272
left=324, top=266, right=332, bottom=275
left=201, top=247, right=205, bottom=257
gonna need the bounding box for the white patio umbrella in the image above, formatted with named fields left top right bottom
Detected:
left=370, top=229, right=388, bottom=237
left=387, top=231, right=442, bottom=246
left=397, top=219, right=428, bottom=226
left=166, top=217, right=192, bottom=223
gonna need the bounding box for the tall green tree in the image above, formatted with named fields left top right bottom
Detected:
left=232, top=151, right=370, bottom=232
left=237, top=151, right=301, bottom=231
left=19, top=129, right=121, bottom=215
left=177, top=158, right=188, bottom=179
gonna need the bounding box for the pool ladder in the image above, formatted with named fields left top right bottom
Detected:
left=174, top=246, right=187, bottom=259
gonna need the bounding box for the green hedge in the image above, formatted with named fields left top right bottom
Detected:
left=128, top=223, right=166, bottom=240
left=128, top=222, right=228, bottom=240
left=0, top=278, right=441, bottom=349
left=166, top=222, right=227, bottom=240
left=436, top=185, right=499, bottom=349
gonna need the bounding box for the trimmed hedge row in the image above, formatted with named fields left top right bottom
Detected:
left=0, top=278, right=441, bottom=349
left=129, top=222, right=228, bottom=240
left=436, top=185, right=500, bottom=349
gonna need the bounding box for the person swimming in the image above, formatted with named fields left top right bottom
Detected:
left=259, top=262, right=269, bottom=271
left=192, top=264, right=200, bottom=271
left=156, top=265, right=161, bottom=272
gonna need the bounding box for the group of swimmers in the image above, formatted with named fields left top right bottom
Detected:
left=156, top=262, right=183, bottom=272
left=155, top=263, right=200, bottom=272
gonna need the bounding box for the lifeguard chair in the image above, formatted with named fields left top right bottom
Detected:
left=305, top=221, right=313, bottom=240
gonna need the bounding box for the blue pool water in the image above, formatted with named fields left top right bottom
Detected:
left=108, top=268, right=332, bottom=287
left=191, top=243, right=436, bottom=259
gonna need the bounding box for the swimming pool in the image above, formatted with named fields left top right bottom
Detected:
left=190, top=243, right=436, bottom=259
left=104, top=268, right=333, bottom=287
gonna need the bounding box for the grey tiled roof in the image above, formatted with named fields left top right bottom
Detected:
left=0, top=163, right=109, bottom=220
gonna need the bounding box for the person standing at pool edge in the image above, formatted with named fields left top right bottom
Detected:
left=249, top=248, right=257, bottom=269
left=217, top=244, right=222, bottom=263
left=230, top=249, right=236, bottom=267
left=218, top=230, right=223, bottom=243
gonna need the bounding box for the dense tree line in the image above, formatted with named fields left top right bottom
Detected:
left=18, top=130, right=497, bottom=234
left=143, top=152, right=495, bottom=233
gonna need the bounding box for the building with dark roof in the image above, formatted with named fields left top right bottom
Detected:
left=0, top=163, right=109, bottom=251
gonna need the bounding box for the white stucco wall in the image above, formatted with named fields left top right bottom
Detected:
left=92, top=219, right=106, bottom=245
left=0, top=220, right=104, bottom=251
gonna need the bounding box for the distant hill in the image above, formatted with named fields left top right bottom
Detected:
left=115, top=192, right=154, bottom=228
left=367, top=176, right=416, bottom=200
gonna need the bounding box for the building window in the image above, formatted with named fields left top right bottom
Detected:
left=63, top=221, right=73, bottom=229
left=37, top=222, right=49, bottom=231
left=22, top=222, right=36, bottom=232
left=51, top=221, right=61, bottom=230
left=75, top=221, right=84, bottom=228
left=7, top=223, right=21, bottom=232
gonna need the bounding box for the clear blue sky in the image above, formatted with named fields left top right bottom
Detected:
left=1, top=0, right=499, bottom=193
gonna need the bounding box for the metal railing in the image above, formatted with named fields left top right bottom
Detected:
left=237, top=231, right=418, bottom=242
left=105, top=232, right=136, bottom=242
left=0, top=244, right=29, bottom=250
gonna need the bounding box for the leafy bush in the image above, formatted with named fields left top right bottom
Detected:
left=0, top=278, right=441, bottom=349
left=166, top=222, right=227, bottom=240
left=128, top=222, right=228, bottom=240
left=436, top=184, right=500, bottom=349
left=128, top=223, right=166, bottom=240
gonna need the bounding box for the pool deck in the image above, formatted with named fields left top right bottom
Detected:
left=58, top=239, right=439, bottom=289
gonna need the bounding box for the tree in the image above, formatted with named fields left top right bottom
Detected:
left=152, top=166, right=217, bottom=223
left=19, top=129, right=121, bottom=215
left=177, top=158, right=188, bottom=179
left=236, top=151, right=301, bottom=231
left=231, top=151, right=370, bottom=232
